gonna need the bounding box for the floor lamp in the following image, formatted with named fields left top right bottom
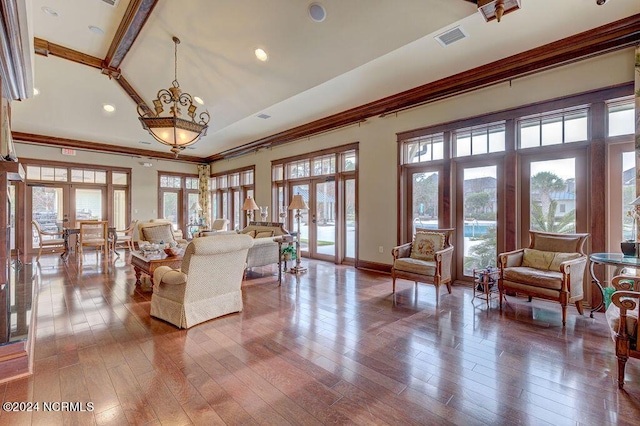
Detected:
left=288, top=194, right=309, bottom=274
left=242, top=196, right=259, bottom=224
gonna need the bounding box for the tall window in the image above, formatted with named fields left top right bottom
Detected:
left=158, top=172, right=199, bottom=233
left=210, top=167, right=254, bottom=230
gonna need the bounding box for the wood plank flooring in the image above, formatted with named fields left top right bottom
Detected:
left=0, top=252, right=639, bottom=425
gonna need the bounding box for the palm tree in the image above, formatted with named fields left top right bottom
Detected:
left=531, top=171, right=565, bottom=215
left=530, top=200, right=575, bottom=233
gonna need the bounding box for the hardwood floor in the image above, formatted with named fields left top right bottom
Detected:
left=0, top=252, right=639, bottom=425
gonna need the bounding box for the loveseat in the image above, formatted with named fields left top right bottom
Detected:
left=200, top=221, right=289, bottom=269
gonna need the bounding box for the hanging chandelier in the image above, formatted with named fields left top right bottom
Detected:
left=138, top=36, right=210, bottom=156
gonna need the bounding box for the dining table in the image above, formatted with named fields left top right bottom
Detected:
left=61, top=226, right=119, bottom=261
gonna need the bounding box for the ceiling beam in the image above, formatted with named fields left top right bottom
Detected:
left=33, top=37, right=103, bottom=69
left=12, top=132, right=206, bottom=164
left=205, top=13, right=640, bottom=163
left=104, top=0, right=159, bottom=70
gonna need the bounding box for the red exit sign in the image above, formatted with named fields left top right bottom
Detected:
left=61, top=148, right=76, bottom=156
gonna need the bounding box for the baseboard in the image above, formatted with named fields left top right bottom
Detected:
left=356, top=260, right=392, bottom=274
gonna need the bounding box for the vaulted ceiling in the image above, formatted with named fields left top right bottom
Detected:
left=9, top=0, right=640, bottom=163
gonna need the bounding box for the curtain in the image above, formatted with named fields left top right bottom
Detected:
left=198, top=164, right=210, bottom=228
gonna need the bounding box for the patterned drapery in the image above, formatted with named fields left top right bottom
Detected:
left=635, top=46, right=640, bottom=238
left=198, top=164, right=210, bottom=228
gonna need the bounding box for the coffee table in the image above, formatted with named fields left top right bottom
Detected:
left=131, top=250, right=184, bottom=286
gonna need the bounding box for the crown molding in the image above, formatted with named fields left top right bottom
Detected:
left=12, top=132, right=207, bottom=164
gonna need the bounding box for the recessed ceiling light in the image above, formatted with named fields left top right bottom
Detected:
left=33, top=88, right=40, bottom=96
left=41, top=6, right=59, bottom=17
left=103, top=104, right=115, bottom=113
left=88, top=25, right=105, bottom=35
left=308, top=3, right=326, bottom=22
left=254, top=48, right=268, bottom=62
left=193, top=96, right=204, bottom=105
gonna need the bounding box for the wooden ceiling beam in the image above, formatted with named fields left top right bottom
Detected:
left=104, top=0, right=159, bottom=70
left=33, top=37, right=103, bottom=69
left=205, top=13, right=640, bottom=163
left=12, top=132, right=206, bottom=164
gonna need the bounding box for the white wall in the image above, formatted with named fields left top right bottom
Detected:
left=15, top=49, right=634, bottom=265
left=14, top=143, right=198, bottom=224
left=211, top=48, right=636, bottom=265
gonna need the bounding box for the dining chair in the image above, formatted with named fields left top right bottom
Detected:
left=77, top=220, right=109, bottom=263
left=31, top=219, right=65, bottom=262
left=110, top=220, right=138, bottom=252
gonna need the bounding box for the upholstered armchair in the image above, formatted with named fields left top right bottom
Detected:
left=498, top=230, right=589, bottom=326
left=391, top=228, right=454, bottom=300
left=151, top=234, right=254, bottom=328
left=137, top=220, right=187, bottom=246
left=605, top=275, right=640, bottom=389
left=211, top=218, right=229, bottom=231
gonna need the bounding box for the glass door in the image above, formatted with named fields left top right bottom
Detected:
left=160, top=190, right=180, bottom=230
left=73, top=187, right=105, bottom=225
left=290, top=180, right=337, bottom=261
left=458, top=165, right=498, bottom=277
left=409, top=170, right=439, bottom=235
left=29, top=185, right=69, bottom=251
left=313, top=179, right=336, bottom=261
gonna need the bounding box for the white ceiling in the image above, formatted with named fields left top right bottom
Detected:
left=10, top=0, right=640, bottom=159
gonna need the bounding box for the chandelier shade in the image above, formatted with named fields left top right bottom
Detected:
left=138, top=36, right=210, bottom=156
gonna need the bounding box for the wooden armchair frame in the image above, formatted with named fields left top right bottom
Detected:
left=32, top=219, right=65, bottom=261
left=391, top=228, right=454, bottom=300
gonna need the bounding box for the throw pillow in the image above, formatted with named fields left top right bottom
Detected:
left=521, top=248, right=555, bottom=270
left=549, top=252, right=582, bottom=272
left=255, top=230, right=274, bottom=238
left=244, top=230, right=257, bottom=238
left=410, top=231, right=445, bottom=261
left=142, top=224, right=175, bottom=244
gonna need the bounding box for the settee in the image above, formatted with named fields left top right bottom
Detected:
left=200, top=221, right=289, bottom=269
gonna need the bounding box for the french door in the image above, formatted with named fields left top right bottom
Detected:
left=29, top=185, right=69, bottom=251
left=290, top=179, right=337, bottom=262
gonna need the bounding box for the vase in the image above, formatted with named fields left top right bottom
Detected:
left=621, top=241, right=637, bottom=256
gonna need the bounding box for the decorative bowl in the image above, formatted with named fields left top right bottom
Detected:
left=164, top=247, right=180, bottom=257
left=621, top=241, right=637, bottom=256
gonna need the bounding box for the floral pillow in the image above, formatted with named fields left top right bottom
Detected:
left=410, top=231, right=445, bottom=261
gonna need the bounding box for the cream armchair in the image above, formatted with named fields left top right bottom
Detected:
left=498, top=231, right=589, bottom=326
left=391, top=228, right=454, bottom=300
left=151, top=234, right=254, bottom=328
left=137, top=220, right=187, bottom=245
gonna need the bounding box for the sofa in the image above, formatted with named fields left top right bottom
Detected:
left=151, top=234, right=254, bottom=328
left=200, top=221, right=289, bottom=269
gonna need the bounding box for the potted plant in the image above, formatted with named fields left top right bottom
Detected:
left=281, top=244, right=296, bottom=261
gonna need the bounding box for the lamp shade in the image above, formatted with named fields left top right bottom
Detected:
left=242, top=197, right=259, bottom=211
left=190, top=201, right=202, bottom=211
left=288, top=194, right=309, bottom=210
left=630, top=196, right=640, bottom=206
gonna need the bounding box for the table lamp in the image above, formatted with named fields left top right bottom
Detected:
left=288, top=194, right=309, bottom=274
left=242, top=196, right=259, bottom=223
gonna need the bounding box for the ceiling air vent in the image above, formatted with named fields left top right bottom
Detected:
left=434, top=26, right=467, bottom=47
left=100, top=0, right=119, bottom=7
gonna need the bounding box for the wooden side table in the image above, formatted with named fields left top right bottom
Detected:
left=131, top=250, right=184, bottom=286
